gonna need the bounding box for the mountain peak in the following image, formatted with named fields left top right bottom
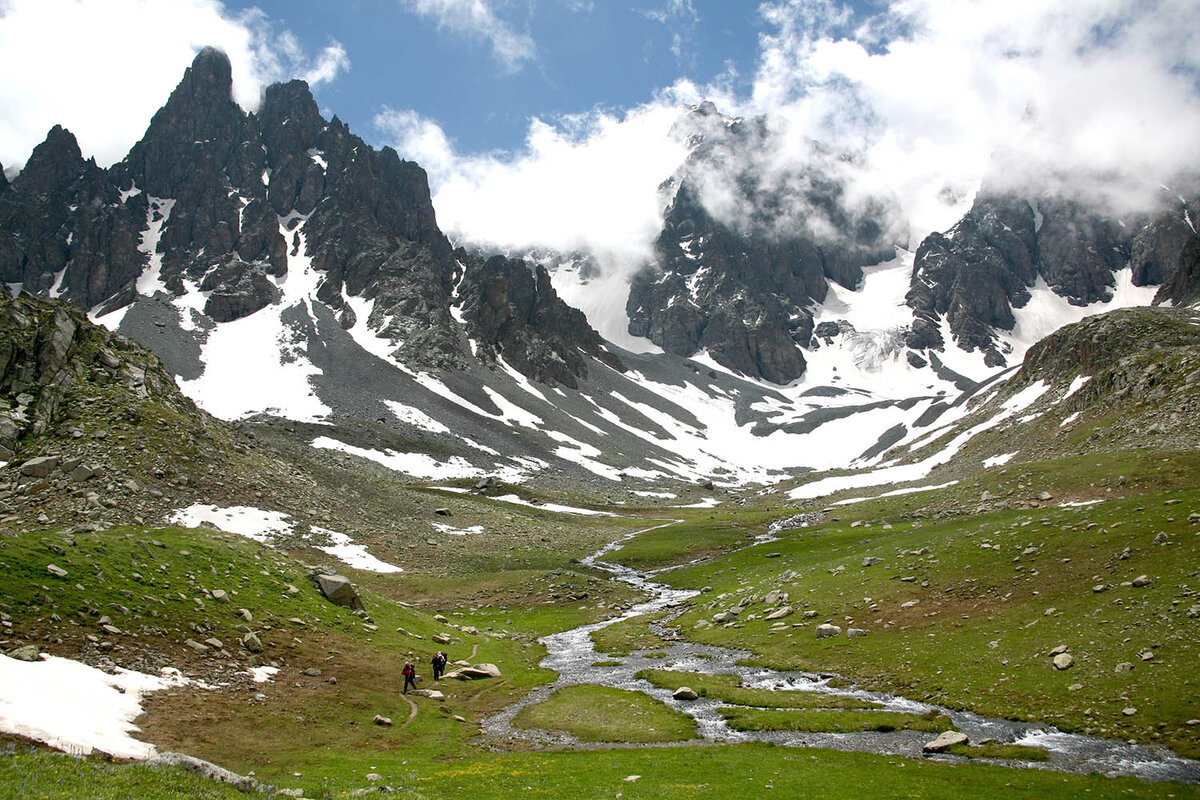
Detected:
left=10, top=125, right=85, bottom=196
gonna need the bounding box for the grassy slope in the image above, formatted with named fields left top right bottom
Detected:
left=622, top=451, right=1200, bottom=758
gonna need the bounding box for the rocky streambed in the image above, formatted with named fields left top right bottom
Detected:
left=483, top=523, right=1200, bottom=783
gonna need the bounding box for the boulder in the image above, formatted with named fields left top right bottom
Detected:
left=46, top=564, right=68, bottom=578
left=314, top=573, right=365, bottom=611
left=20, top=456, right=59, bottom=477
left=8, top=645, right=40, bottom=662
left=432, top=633, right=452, bottom=645
left=241, top=632, right=264, bottom=653
left=373, top=715, right=393, bottom=726
left=1053, top=653, right=1074, bottom=670
left=412, top=689, right=445, bottom=701
left=846, top=628, right=868, bottom=638
left=211, top=589, right=231, bottom=603
left=1132, top=575, right=1152, bottom=588
left=765, top=606, right=793, bottom=620
left=816, top=623, right=842, bottom=639
left=923, top=730, right=969, bottom=753
left=460, top=663, right=502, bottom=680
left=673, top=686, right=699, bottom=701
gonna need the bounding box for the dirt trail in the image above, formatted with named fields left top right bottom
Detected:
left=399, top=695, right=419, bottom=729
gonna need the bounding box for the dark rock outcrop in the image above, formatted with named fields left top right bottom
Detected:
left=906, top=191, right=1199, bottom=367
left=627, top=104, right=903, bottom=383
left=457, top=253, right=624, bottom=389
left=0, top=47, right=620, bottom=388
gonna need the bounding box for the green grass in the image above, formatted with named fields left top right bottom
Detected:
left=636, top=669, right=881, bottom=709
left=0, top=748, right=282, bottom=799
left=603, top=512, right=776, bottom=570
left=655, top=457, right=1200, bottom=757
left=945, top=743, right=1052, bottom=761
left=512, top=684, right=699, bottom=743
left=589, top=613, right=668, bottom=654
left=719, top=707, right=954, bottom=734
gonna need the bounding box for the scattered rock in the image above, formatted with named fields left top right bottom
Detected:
left=673, top=686, right=699, bottom=701
left=412, top=689, right=445, bottom=701
left=45, top=564, right=68, bottom=578
left=923, top=730, right=969, bottom=753
left=1053, top=653, right=1075, bottom=670
left=1131, top=575, right=1152, bottom=588
left=1122, top=707, right=1138, bottom=716
left=459, top=663, right=501, bottom=680
left=1049, top=644, right=1069, bottom=656
left=211, top=589, right=231, bottom=603
left=373, top=715, right=393, bottom=726
left=20, top=456, right=59, bottom=478
left=765, top=606, right=793, bottom=621
left=816, top=623, right=842, bottom=639
left=1114, top=662, right=1134, bottom=674
left=7, top=645, right=40, bottom=662
left=862, top=556, right=883, bottom=567
left=846, top=628, right=868, bottom=638
left=313, top=573, right=365, bottom=611
left=242, top=632, right=264, bottom=653
left=433, top=633, right=452, bottom=645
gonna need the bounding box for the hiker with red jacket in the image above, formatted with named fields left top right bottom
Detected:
left=402, top=660, right=417, bottom=694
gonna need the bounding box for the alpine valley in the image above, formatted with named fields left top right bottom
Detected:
left=0, top=48, right=1198, bottom=800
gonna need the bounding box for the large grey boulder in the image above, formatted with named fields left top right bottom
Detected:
left=20, top=456, right=59, bottom=477
left=815, top=623, right=842, bottom=639
left=314, top=573, right=365, bottom=611
left=923, top=730, right=969, bottom=753
left=460, top=663, right=502, bottom=680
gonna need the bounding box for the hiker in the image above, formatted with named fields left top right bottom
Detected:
left=431, top=651, right=447, bottom=681
left=402, top=660, right=417, bottom=694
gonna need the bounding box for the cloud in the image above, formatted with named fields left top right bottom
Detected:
left=640, top=0, right=701, bottom=70
left=398, top=0, right=535, bottom=72
left=0, top=0, right=349, bottom=170
left=742, top=0, right=1200, bottom=228
left=376, top=103, right=688, bottom=264
left=391, top=0, right=1200, bottom=272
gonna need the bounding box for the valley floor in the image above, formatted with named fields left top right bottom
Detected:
left=2, top=451, right=1199, bottom=798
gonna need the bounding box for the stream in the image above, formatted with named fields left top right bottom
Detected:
left=482, top=523, right=1200, bottom=783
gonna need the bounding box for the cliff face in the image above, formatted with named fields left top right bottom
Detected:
left=626, top=104, right=903, bottom=384
left=906, top=191, right=1200, bottom=368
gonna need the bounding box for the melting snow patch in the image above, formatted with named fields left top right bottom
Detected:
left=169, top=504, right=294, bottom=543
left=1060, top=412, right=1082, bottom=427
left=312, top=436, right=483, bottom=481
left=491, top=494, right=614, bottom=516
left=984, top=452, right=1018, bottom=468
left=432, top=522, right=485, bottom=536
left=679, top=497, right=721, bottom=508
left=0, top=654, right=190, bottom=759
left=833, top=480, right=959, bottom=505
left=386, top=400, right=451, bottom=434
left=633, top=491, right=678, bottom=499
left=310, top=526, right=403, bottom=573
left=246, top=666, right=279, bottom=683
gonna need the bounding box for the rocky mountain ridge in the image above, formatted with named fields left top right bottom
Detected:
left=0, top=48, right=611, bottom=388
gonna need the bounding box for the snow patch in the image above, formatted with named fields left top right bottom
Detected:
left=169, top=504, right=294, bottom=543
left=0, top=654, right=189, bottom=759
left=984, top=452, right=1018, bottom=467
left=310, top=526, right=403, bottom=573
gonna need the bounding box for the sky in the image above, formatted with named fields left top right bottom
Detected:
left=2, top=0, right=1200, bottom=265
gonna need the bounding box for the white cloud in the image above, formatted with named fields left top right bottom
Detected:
left=0, top=0, right=349, bottom=170
left=389, top=0, right=1200, bottom=278
left=399, top=0, right=535, bottom=72
left=377, top=102, right=688, bottom=264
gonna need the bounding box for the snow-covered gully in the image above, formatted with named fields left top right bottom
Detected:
left=484, top=523, right=1200, bottom=783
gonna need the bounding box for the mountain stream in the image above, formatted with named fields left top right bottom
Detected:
left=483, top=523, right=1200, bottom=783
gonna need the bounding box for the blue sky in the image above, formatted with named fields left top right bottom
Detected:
left=218, top=0, right=766, bottom=156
